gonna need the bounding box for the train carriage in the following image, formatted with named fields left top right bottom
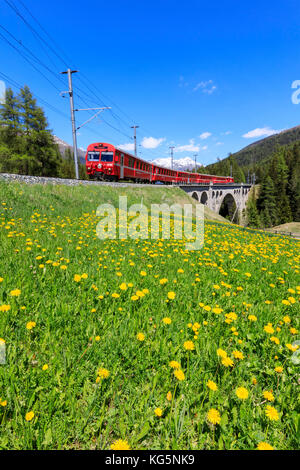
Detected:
left=85, top=142, right=234, bottom=184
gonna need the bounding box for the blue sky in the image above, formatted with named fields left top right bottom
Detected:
left=1, top=0, right=300, bottom=165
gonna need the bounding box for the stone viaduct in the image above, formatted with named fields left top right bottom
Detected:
left=178, top=182, right=252, bottom=223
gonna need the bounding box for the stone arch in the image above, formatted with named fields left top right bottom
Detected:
left=191, top=191, right=199, bottom=201
left=219, top=193, right=238, bottom=223
left=200, top=191, right=208, bottom=205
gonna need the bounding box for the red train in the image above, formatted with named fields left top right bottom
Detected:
left=85, top=142, right=234, bottom=184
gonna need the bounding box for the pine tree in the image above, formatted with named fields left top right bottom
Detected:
left=246, top=194, right=261, bottom=228
left=268, top=151, right=292, bottom=224
left=0, top=87, right=21, bottom=149
left=257, top=176, right=277, bottom=227
left=18, top=85, right=61, bottom=176
left=287, top=144, right=300, bottom=221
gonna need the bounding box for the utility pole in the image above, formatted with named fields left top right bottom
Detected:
left=60, top=69, right=79, bottom=179
left=131, top=125, right=139, bottom=156
left=194, top=153, right=198, bottom=173
left=169, top=146, right=175, bottom=171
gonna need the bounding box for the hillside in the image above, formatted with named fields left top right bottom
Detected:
left=0, top=179, right=231, bottom=224
left=204, top=125, right=300, bottom=175
left=232, top=125, right=300, bottom=167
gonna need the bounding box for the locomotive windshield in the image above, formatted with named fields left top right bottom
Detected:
left=100, top=152, right=114, bottom=162
left=87, top=151, right=100, bottom=161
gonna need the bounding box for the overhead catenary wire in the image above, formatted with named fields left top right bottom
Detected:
left=13, top=0, right=161, bottom=141
left=4, top=0, right=170, bottom=161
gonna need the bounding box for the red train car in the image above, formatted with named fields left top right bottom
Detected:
left=85, top=142, right=234, bottom=184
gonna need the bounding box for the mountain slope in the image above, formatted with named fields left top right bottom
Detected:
left=151, top=156, right=203, bottom=171
left=53, top=136, right=86, bottom=164
left=231, top=125, right=300, bottom=167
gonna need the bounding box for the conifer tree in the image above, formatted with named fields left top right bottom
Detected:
left=0, top=87, right=21, bottom=149
left=257, top=176, right=277, bottom=227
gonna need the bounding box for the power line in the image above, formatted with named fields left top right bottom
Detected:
left=5, top=0, right=166, bottom=158
left=4, top=0, right=67, bottom=71
left=0, top=23, right=67, bottom=88
left=0, top=31, right=62, bottom=93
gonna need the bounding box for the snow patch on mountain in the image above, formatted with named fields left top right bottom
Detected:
left=150, top=156, right=203, bottom=171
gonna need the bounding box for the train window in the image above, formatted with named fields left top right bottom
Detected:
left=87, top=151, right=100, bottom=161
left=100, top=152, right=113, bottom=162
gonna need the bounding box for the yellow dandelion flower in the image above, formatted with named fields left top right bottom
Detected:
left=265, top=405, right=279, bottom=421
left=167, top=291, right=176, bottom=300
left=174, top=369, right=185, bottom=381
left=166, top=391, right=172, bottom=401
left=110, top=439, right=131, bottom=450
left=264, top=324, right=274, bottom=334
left=286, top=343, right=299, bottom=352
left=154, top=407, right=163, bottom=417
left=207, top=380, right=218, bottom=391
left=257, top=442, right=274, bottom=450
left=97, top=368, right=110, bottom=379
left=42, top=364, right=48, bottom=371
left=235, top=387, right=249, bottom=400
left=221, top=356, right=234, bottom=367
left=212, top=307, right=223, bottom=314
left=25, top=411, right=34, bottom=422
left=10, top=289, right=21, bottom=297
left=183, top=340, right=195, bottom=351
left=232, top=350, right=244, bottom=360
left=270, top=336, right=280, bottom=345
left=248, top=314, right=257, bottom=322
left=217, top=348, right=227, bottom=359
left=162, top=317, right=172, bottom=325
left=263, top=391, right=274, bottom=402
left=169, top=360, right=181, bottom=369
left=136, top=332, right=145, bottom=341
left=207, top=408, right=221, bottom=425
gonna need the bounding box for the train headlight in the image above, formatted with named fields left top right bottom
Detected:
left=98, top=164, right=102, bottom=169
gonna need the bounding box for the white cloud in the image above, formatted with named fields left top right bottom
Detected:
left=221, top=131, right=232, bottom=136
left=118, top=142, right=135, bottom=151
left=141, top=136, right=165, bottom=149
left=242, top=127, right=283, bottom=139
left=174, top=139, right=200, bottom=153
left=199, top=132, right=212, bottom=140
left=202, top=145, right=208, bottom=150
left=178, top=75, right=188, bottom=87
left=193, top=80, right=217, bottom=94
left=216, top=142, right=224, bottom=146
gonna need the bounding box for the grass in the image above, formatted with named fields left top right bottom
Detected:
left=267, top=222, right=300, bottom=235
left=0, top=181, right=299, bottom=450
